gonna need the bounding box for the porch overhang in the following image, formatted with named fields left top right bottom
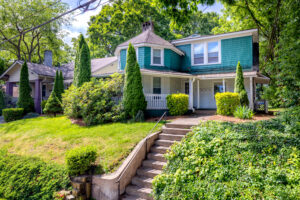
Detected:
left=140, top=69, right=193, bottom=78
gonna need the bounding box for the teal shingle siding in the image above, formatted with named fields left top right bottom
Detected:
left=176, top=36, right=253, bottom=74
left=120, top=46, right=181, bottom=71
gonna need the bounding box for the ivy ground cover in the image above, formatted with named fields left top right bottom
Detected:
left=153, top=108, right=300, bottom=199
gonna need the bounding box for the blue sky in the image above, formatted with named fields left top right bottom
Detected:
left=62, top=0, right=223, bottom=46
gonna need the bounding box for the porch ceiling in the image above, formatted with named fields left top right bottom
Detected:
left=196, top=71, right=270, bottom=82
left=140, top=69, right=193, bottom=78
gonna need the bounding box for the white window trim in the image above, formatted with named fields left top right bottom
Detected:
left=135, top=47, right=139, bottom=61
left=191, top=40, right=221, bottom=66
left=151, top=47, right=164, bottom=66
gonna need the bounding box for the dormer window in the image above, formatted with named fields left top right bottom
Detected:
left=192, top=40, right=221, bottom=65
left=151, top=48, right=164, bottom=66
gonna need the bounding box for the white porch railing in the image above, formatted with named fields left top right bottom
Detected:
left=145, top=94, right=169, bottom=109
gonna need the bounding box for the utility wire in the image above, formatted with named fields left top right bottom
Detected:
left=0, top=0, right=107, bottom=45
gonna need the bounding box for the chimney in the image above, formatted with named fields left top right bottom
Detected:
left=43, top=50, right=52, bottom=67
left=142, top=21, right=154, bottom=32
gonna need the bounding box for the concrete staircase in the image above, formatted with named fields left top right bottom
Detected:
left=122, top=123, right=193, bottom=200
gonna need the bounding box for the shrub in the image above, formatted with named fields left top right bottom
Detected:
left=41, top=100, right=47, bottom=112
left=2, top=108, right=24, bottom=122
left=0, top=150, right=70, bottom=200
left=65, top=146, right=97, bottom=176
left=166, top=93, right=189, bottom=116
left=215, top=92, right=240, bottom=116
left=43, top=92, right=62, bottom=117
left=122, top=43, right=147, bottom=119
left=17, top=61, right=34, bottom=114
left=234, top=105, right=254, bottom=119
left=62, top=73, right=124, bottom=125
left=153, top=110, right=300, bottom=199
left=234, top=61, right=249, bottom=106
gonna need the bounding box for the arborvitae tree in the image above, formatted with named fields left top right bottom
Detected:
left=73, top=34, right=91, bottom=87
left=17, top=61, right=34, bottom=113
left=43, top=90, right=62, bottom=117
left=53, top=71, right=61, bottom=101
left=44, top=73, right=62, bottom=116
left=234, top=61, right=249, bottom=106
left=122, top=43, right=147, bottom=119
left=0, top=90, right=5, bottom=115
left=59, top=70, right=64, bottom=95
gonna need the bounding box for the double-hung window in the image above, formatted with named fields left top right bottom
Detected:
left=192, top=40, right=220, bottom=65
left=153, top=77, right=161, bottom=94
left=152, top=48, right=163, bottom=65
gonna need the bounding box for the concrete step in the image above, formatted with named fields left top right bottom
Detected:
left=150, top=145, right=169, bottom=154
left=162, top=126, right=191, bottom=135
left=165, top=123, right=194, bottom=129
left=147, top=153, right=166, bottom=162
left=137, top=168, right=162, bottom=178
left=122, top=195, right=146, bottom=200
left=132, top=176, right=153, bottom=188
left=142, top=160, right=165, bottom=170
left=159, top=133, right=185, bottom=141
left=155, top=139, right=175, bottom=147
left=126, top=185, right=153, bottom=200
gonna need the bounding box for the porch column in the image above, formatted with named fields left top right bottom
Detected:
left=222, top=79, right=226, bottom=92
left=189, top=78, right=194, bottom=110
left=34, top=79, right=42, bottom=114
left=5, top=82, right=13, bottom=96
left=249, top=77, right=254, bottom=110
left=197, top=80, right=200, bottom=109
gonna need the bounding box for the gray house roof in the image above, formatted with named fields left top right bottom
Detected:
left=0, top=57, right=118, bottom=80
left=116, top=30, right=184, bottom=56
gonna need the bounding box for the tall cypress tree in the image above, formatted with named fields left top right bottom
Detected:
left=122, top=43, right=147, bottom=119
left=234, top=61, right=249, bottom=106
left=17, top=61, right=34, bottom=114
left=59, top=70, right=64, bottom=95
left=73, top=34, right=91, bottom=87
left=44, top=72, right=62, bottom=116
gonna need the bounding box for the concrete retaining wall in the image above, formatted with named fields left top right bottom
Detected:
left=92, top=131, right=160, bottom=200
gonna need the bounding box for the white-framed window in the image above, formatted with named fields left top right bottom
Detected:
left=192, top=40, right=221, bottom=65
left=213, top=82, right=225, bottom=96
left=151, top=48, right=164, bottom=66
left=153, top=77, right=161, bottom=94
left=135, top=48, right=139, bottom=61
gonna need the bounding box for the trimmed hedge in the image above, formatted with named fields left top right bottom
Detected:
left=65, top=146, right=97, bottom=176
left=215, top=92, right=239, bottom=116
left=2, top=108, right=24, bottom=122
left=0, top=150, right=70, bottom=200
left=166, top=93, right=189, bottom=116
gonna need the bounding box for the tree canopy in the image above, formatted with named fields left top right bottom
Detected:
left=0, top=0, right=72, bottom=66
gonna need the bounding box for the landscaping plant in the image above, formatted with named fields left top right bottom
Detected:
left=59, top=70, right=64, bottom=95
left=65, top=146, right=97, bottom=176
left=166, top=93, right=189, bottom=116
left=17, top=61, right=34, bottom=114
left=215, top=92, right=240, bottom=115
left=153, top=107, right=300, bottom=199
left=73, top=34, right=91, bottom=87
left=63, top=73, right=124, bottom=125
left=0, top=150, right=70, bottom=200
left=2, top=108, right=24, bottom=122
left=122, top=43, right=147, bottom=120
left=234, top=61, right=249, bottom=106
left=234, top=105, right=254, bottom=119
left=44, top=73, right=62, bottom=116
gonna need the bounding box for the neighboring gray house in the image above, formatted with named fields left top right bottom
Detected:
left=0, top=51, right=118, bottom=113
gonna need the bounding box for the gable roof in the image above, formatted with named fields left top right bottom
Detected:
left=115, top=30, right=184, bottom=56
left=0, top=57, right=118, bottom=80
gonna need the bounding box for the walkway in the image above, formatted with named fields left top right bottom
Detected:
left=167, top=110, right=215, bottom=126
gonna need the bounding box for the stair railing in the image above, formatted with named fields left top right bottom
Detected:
left=116, top=111, right=167, bottom=199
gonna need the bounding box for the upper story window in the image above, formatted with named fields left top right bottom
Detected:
left=151, top=48, right=163, bottom=66
left=192, top=40, right=220, bottom=65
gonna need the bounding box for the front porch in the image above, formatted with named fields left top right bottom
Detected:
left=141, top=70, right=270, bottom=114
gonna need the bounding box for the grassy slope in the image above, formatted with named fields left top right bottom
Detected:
left=0, top=116, right=162, bottom=172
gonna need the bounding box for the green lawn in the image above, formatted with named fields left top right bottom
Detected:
left=0, top=116, right=162, bottom=172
